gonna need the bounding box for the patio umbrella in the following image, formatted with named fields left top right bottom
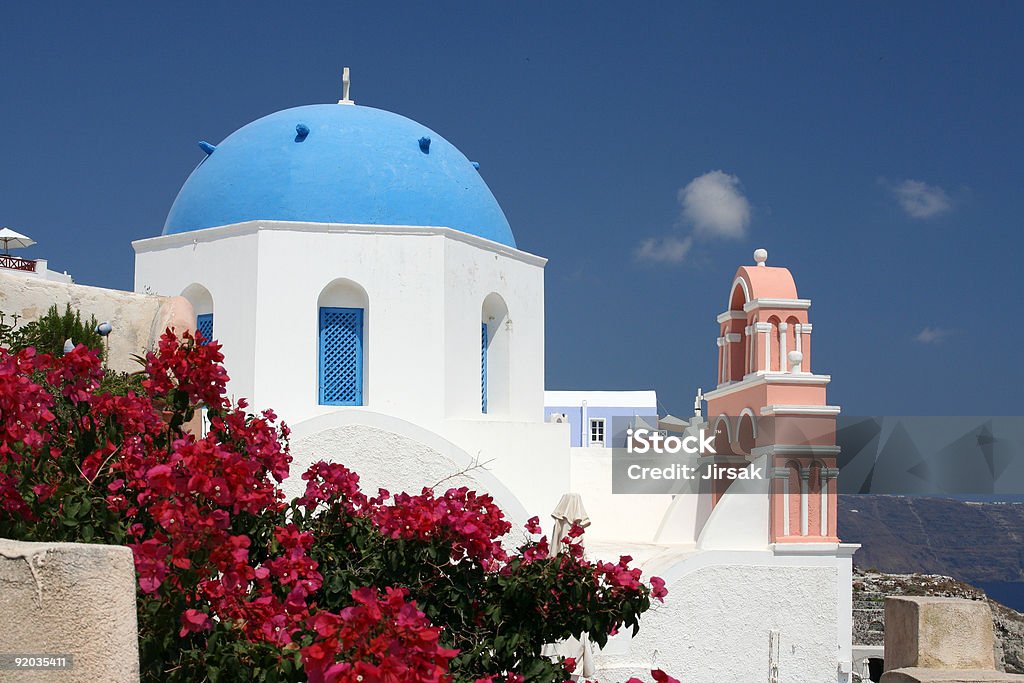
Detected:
left=550, top=492, right=590, bottom=555
left=542, top=493, right=597, bottom=678
left=0, top=228, right=35, bottom=255
left=658, top=414, right=689, bottom=433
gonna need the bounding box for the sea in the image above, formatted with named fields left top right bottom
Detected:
left=977, top=581, right=1024, bottom=613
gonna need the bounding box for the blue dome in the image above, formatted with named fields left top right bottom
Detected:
left=163, top=104, right=515, bottom=247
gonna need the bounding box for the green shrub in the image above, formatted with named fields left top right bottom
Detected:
left=9, top=303, right=104, bottom=358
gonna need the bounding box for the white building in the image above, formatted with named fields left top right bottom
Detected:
left=134, top=86, right=857, bottom=682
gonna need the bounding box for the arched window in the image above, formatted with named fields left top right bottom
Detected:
left=767, top=316, right=782, bottom=372
left=737, top=410, right=757, bottom=455
left=317, top=279, right=369, bottom=406
left=785, top=316, right=800, bottom=372
left=726, top=280, right=749, bottom=382
left=481, top=293, right=509, bottom=414
left=713, top=415, right=733, bottom=455
left=181, top=283, right=214, bottom=346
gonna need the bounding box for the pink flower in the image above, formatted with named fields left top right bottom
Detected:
left=179, top=608, right=212, bottom=637
left=650, top=576, right=669, bottom=602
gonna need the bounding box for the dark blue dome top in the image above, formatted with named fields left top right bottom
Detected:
left=163, top=104, right=515, bottom=247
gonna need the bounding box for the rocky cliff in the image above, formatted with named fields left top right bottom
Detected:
left=839, top=495, right=1024, bottom=583
left=852, top=569, right=1024, bottom=674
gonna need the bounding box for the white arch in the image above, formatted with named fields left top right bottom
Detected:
left=713, top=414, right=733, bottom=442
left=739, top=407, right=758, bottom=439
left=728, top=277, right=750, bottom=310
left=316, top=278, right=370, bottom=406
left=286, top=409, right=530, bottom=525
left=317, top=277, right=369, bottom=310
left=481, top=292, right=510, bottom=415
left=181, top=282, right=213, bottom=315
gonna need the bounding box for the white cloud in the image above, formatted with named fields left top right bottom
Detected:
left=633, top=236, right=693, bottom=264
left=891, top=179, right=952, bottom=219
left=915, top=326, right=953, bottom=344
left=678, top=170, right=751, bottom=239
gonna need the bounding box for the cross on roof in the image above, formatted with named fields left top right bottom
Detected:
left=338, top=67, right=354, bottom=105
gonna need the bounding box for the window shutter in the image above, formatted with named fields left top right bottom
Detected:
left=196, top=313, right=213, bottom=346
left=319, top=307, right=364, bottom=406
left=481, top=323, right=488, bottom=413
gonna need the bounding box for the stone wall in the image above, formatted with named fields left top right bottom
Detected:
left=0, top=539, right=139, bottom=682
left=0, top=271, right=193, bottom=373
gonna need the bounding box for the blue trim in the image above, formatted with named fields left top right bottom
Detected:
left=318, top=307, right=364, bottom=406
left=196, top=313, right=213, bottom=346
left=481, top=323, right=488, bottom=413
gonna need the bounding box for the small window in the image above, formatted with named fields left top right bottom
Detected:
left=589, top=418, right=606, bottom=446
left=318, top=307, right=364, bottom=406
left=196, top=313, right=213, bottom=346
left=481, top=323, right=488, bottom=413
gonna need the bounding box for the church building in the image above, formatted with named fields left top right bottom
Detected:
left=131, top=77, right=858, bottom=682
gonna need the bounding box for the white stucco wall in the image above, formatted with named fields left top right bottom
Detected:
left=567, top=447, right=678, bottom=543
left=444, top=238, right=546, bottom=422
left=443, top=418, right=570, bottom=520
left=134, top=227, right=260, bottom=400
left=133, top=221, right=547, bottom=432
left=591, top=549, right=851, bottom=683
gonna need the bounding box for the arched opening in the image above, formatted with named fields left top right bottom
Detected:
left=736, top=409, right=757, bottom=455
left=481, top=293, right=509, bottom=414
left=713, top=415, right=733, bottom=455
left=725, top=280, right=750, bottom=382
left=785, top=316, right=800, bottom=372
left=728, top=278, right=749, bottom=311
left=317, top=279, right=369, bottom=407
left=181, top=283, right=214, bottom=345
left=767, top=316, right=782, bottom=372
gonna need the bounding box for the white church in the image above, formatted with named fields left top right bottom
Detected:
left=127, top=77, right=859, bottom=682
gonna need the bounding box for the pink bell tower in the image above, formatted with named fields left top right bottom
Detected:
left=703, top=249, right=840, bottom=543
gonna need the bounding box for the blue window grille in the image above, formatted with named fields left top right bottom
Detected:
left=481, top=323, right=488, bottom=413
left=196, top=313, right=213, bottom=346
left=319, top=307, right=364, bottom=406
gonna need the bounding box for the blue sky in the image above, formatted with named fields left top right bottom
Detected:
left=1, top=2, right=1021, bottom=416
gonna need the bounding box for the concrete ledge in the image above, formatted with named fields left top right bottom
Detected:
left=880, top=667, right=1024, bottom=682
left=0, top=539, right=139, bottom=682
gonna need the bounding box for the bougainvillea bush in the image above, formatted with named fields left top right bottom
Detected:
left=0, top=330, right=672, bottom=683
